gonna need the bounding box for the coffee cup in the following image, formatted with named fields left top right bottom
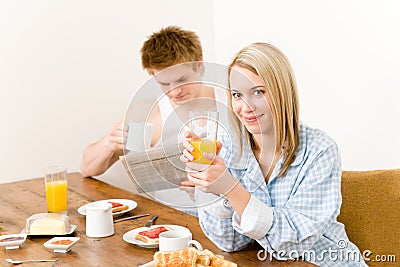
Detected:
left=85, top=202, right=114, bottom=238
left=159, top=230, right=202, bottom=252
left=125, top=121, right=153, bottom=152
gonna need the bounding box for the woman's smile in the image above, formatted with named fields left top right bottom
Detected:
left=243, top=114, right=263, bottom=123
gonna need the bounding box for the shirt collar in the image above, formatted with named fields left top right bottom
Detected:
left=225, top=123, right=307, bottom=170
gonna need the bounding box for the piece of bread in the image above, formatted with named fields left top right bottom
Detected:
left=108, top=201, right=129, bottom=213
left=154, top=247, right=198, bottom=267
left=210, top=256, right=237, bottom=267
left=196, top=249, right=213, bottom=266
left=198, top=249, right=237, bottom=267
left=154, top=247, right=237, bottom=267
left=134, top=226, right=170, bottom=244
left=112, top=205, right=129, bottom=213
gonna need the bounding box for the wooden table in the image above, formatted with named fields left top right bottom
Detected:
left=0, top=173, right=315, bottom=266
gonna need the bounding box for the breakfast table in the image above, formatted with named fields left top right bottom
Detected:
left=0, top=172, right=316, bottom=266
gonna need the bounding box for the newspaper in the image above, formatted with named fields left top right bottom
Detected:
left=120, top=142, right=187, bottom=193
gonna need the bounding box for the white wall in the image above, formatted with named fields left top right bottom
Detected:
left=1, top=0, right=399, bottom=186
left=0, top=0, right=215, bottom=184
left=213, top=0, right=400, bottom=171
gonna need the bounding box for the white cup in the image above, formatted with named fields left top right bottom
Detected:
left=159, top=230, right=203, bottom=252
left=85, top=202, right=114, bottom=238
left=126, top=122, right=153, bottom=152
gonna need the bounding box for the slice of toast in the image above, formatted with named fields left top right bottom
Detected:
left=108, top=201, right=129, bottom=213
left=134, top=226, right=170, bottom=244
left=112, top=205, right=129, bottom=213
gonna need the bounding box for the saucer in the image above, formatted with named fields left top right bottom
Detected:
left=123, top=225, right=190, bottom=248
left=78, top=199, right=137, bottom=216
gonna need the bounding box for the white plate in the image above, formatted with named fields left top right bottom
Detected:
left=78, top=199, right=137, bottom=217
left=44, top=237, right=80, bottom=253
left=123, top=225, right=190, bottom=248
left=21, top=225, right=77, bottom=236
left=0, top=234, right=27, bottom=249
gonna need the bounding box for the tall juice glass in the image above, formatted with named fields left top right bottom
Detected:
left=45, top=166, right=68, bottom=213
left=189, top=111, right=219, bottom=164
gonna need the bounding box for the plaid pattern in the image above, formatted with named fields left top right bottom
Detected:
left=197, top=123, right=367, bottom=266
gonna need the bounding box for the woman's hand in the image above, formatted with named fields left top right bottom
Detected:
left=180, top=132, right=239, bottom=196
left=180, top=131, right=223, bottom=161
left=179, top=179, right=196, bottom=201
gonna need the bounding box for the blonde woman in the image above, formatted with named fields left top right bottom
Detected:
left=181, top=43, right=366, bottom=266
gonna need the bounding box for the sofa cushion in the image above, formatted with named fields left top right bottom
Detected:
left=338, top=169, right=400, bottom=266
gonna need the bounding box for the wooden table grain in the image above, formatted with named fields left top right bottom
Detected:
left=0, top=173, right=316, bottom=266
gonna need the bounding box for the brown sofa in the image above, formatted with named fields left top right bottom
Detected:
left=338, top=169, right=400, bottom=266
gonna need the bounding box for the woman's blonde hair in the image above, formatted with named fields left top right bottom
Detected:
left=227, top=42, right=300, bottom=178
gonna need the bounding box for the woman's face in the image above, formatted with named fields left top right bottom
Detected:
left=229, top=65, right=274, bottom=136
left=151, top=63, right=203, bottom=105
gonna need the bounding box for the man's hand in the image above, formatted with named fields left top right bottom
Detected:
left=105, top=119, right=127, bottom=152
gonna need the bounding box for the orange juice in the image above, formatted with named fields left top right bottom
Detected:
left=190, top=138, right=217, bottom=164
left=45, top=181, right=68, bottom=212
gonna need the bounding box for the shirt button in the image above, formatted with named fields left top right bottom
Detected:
left=223, top=199, right=231, bottom=208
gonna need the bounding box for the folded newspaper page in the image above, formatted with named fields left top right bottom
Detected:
left=120, top=143, right=187, bottom=192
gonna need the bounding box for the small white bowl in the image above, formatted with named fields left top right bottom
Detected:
left=44, top=237, right=80, bottom=253
left=0, top=234, right=27, bottom=249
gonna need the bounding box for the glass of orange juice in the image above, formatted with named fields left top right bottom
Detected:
left=44, top=166, right=68, bottom=213
left=189, top=111, right=219, bottom=164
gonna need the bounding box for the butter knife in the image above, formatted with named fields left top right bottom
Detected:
left=113, top=213, right=150, bottom=223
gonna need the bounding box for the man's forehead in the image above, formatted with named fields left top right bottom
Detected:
left=152, top=64, right=195, bottom=82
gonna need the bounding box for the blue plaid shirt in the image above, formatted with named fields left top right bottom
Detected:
left=195, top=123, right=367, bottom=266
